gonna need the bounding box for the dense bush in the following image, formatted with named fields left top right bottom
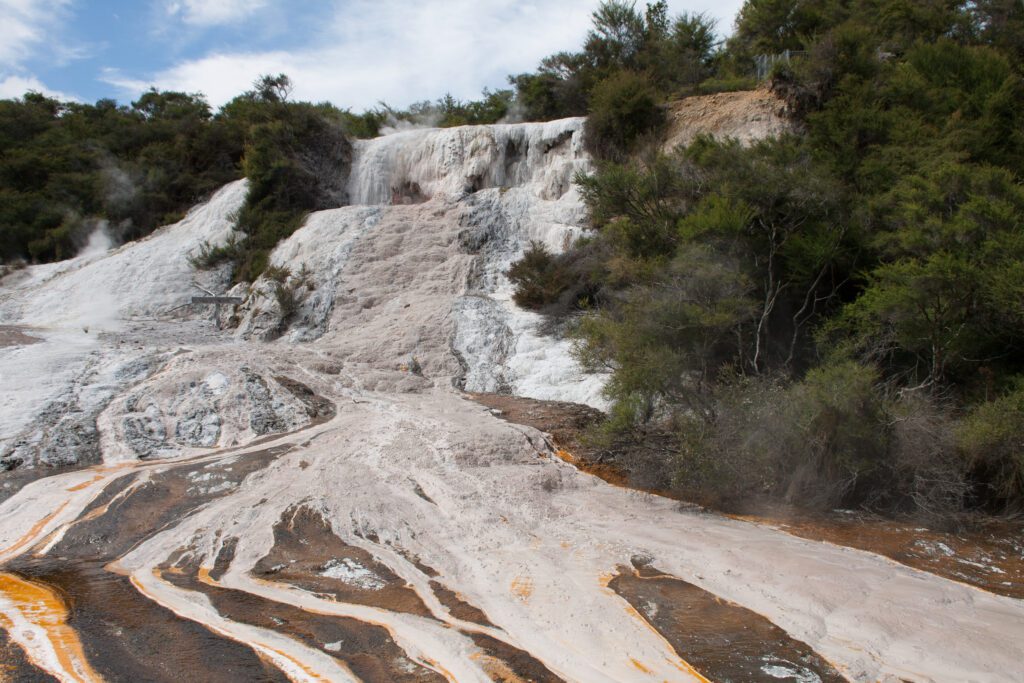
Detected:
left=510, top=1, right=719, bottom=126
left=0, top=91, right=243, bottom=262
left=668, top=362, right=890, bottom=510
left=958, top=382, right=1024, bottom=512
left=509, top=0, right=1024, bottom=518
left=0, top=74, right=373, bottom=271
left=226, top=88, right=354, bottom=282
left=584, top=72, right=664, bottom=160
left=507, top=242, right=573, bottom=309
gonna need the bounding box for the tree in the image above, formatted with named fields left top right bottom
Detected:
left=251, top=74, right=293, bottom=103
left=585, top=1, right=647, bottom=71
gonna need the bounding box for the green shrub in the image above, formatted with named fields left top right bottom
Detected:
left=957, top=382, right=1024, bottom=511
left=274, top=282, right=298, bottom=319
left=203, top=90, right=354, bottom=283
left=666, top=362, right=890, bottom=510
left=507, top=241, right=572, bottom=309
left=584, top=71, right=665, bottom=161
left=782, top=361, right=890, bottom=506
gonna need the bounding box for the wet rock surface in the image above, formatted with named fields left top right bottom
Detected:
left=610, top=563, right=845, bottom=683
left=11, top=560, right=290, bottom=683
left=0, top=121, right=1022, bottom=683
left=252, top=506, right=434, bottom=617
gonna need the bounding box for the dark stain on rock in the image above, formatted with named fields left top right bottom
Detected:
left=210, top=536, right=239, bottom=582
left=49, top=446, right=289, bottom=561
left=0, top=448, right=296, bottom=681
left=10, top=559, right=289, bottom=683
left=430, top=580, right=495, bottom=627
left=0, top=626, right=60, bottom=682
left=608, top=565, right=845, bottom=683
left=252, top=506, right=433, bottom=617
left=273, top=375, right=336, bottom=424
left=163, top=555, right=445, bottom=683
left=469, top=631, right=566, bottom=683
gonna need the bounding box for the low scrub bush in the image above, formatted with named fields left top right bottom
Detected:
left=584, top=71, right=665, bottom=161
left=507, top=242, right=572, bottom=309
left=958, top=381, right=1024, bottom=512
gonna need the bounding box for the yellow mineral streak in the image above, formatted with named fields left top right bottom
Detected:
left=509, top=576, right=533, bottom=601
left=0, top=572, right=102, bottom=683
left=65, top=475, right=105, bottom=493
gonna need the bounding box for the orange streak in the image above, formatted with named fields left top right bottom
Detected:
left=0, top=501, right=69, bottom=559
left=631, top=657, right=653, bottom=673
left=600, top=570, right=711, bottom=682
left=66, top=475, right=105, bottom=492
left=509, top=576, right=534, bottom=601
left=0, top=572, right=102, bottom=682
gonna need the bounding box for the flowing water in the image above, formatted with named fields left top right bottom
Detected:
left=0, top=119, right=1022, bottom=682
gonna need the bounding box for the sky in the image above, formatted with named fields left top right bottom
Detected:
left=0, top=0, right=746, bottom=111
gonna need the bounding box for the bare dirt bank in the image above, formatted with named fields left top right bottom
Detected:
left=663, top=87, right=795, bottom=151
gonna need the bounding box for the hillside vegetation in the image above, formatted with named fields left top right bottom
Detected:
left=507, top=0, right=1024, bottom=520
left=1, top=0, right=1022, bottom=520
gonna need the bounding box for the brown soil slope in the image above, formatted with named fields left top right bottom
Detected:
left=663, top=87, right=794, bottom=151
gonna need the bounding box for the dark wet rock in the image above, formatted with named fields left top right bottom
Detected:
left=630, top=553, right=654, bottom=569
left=468, top=632, right=566, bottom=683
left=1, top=352, right=166, bottom=471
left=273, top=375, right=335, bottom=423
left=243, top=370, right=285, bottom=435
left=608, top=565, right=845, bottom=683
left=0, top=622, right=60, bottom=682
left=1, top=396, right=102, bottom=469
left=209, top=537, right=238, bottom=582
left=253, top=506, right=433, bottom=617
left=11, top=559, right=290, bottom=683
left=174, top=406, right=221, bottom=447
left=123, top=400, right=168, bottom=458
left=456, top=226, right=488, bottom=253
left=161, top=557, right=444, bottom=683
left=429, top=580, right=494, bottom=627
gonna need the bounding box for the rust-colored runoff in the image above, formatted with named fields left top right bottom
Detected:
left=0, top=572, right=102, bottom=682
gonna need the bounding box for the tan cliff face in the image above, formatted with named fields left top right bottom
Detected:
left=662, top=87, right=796, bottom=152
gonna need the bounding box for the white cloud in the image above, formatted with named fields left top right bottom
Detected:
left=164, top=0, right=267, bottom=27
left=109, top=0, right=747, bottom=111
left=0, top=73, right=76, bottom=100
left=0, top=0, right=72, bottom=66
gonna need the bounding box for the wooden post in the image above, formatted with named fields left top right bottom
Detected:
left=191, top=296, right=243, bottom=329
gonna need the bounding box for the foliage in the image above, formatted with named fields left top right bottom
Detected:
left=957, top=381, right=1024, bottom=511
left=0, top=90, right=242, bottom=262
left=507, top=242, right=573, bottom=309
left=585, top=71, right=664, bottom=160
left=227, top=86, right=354, bottom=282
left=377, top=89, right=516, bottom=129
left=506, top=0, right=1024, bottom=517
left=5, top=0, right=1024, bottom=518
left=0, top=72, right=375, bottom=269
left=510, top=1, right=719, bottom=126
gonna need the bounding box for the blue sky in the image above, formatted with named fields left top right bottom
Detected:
left=0, top=0, right=746, bottom=111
